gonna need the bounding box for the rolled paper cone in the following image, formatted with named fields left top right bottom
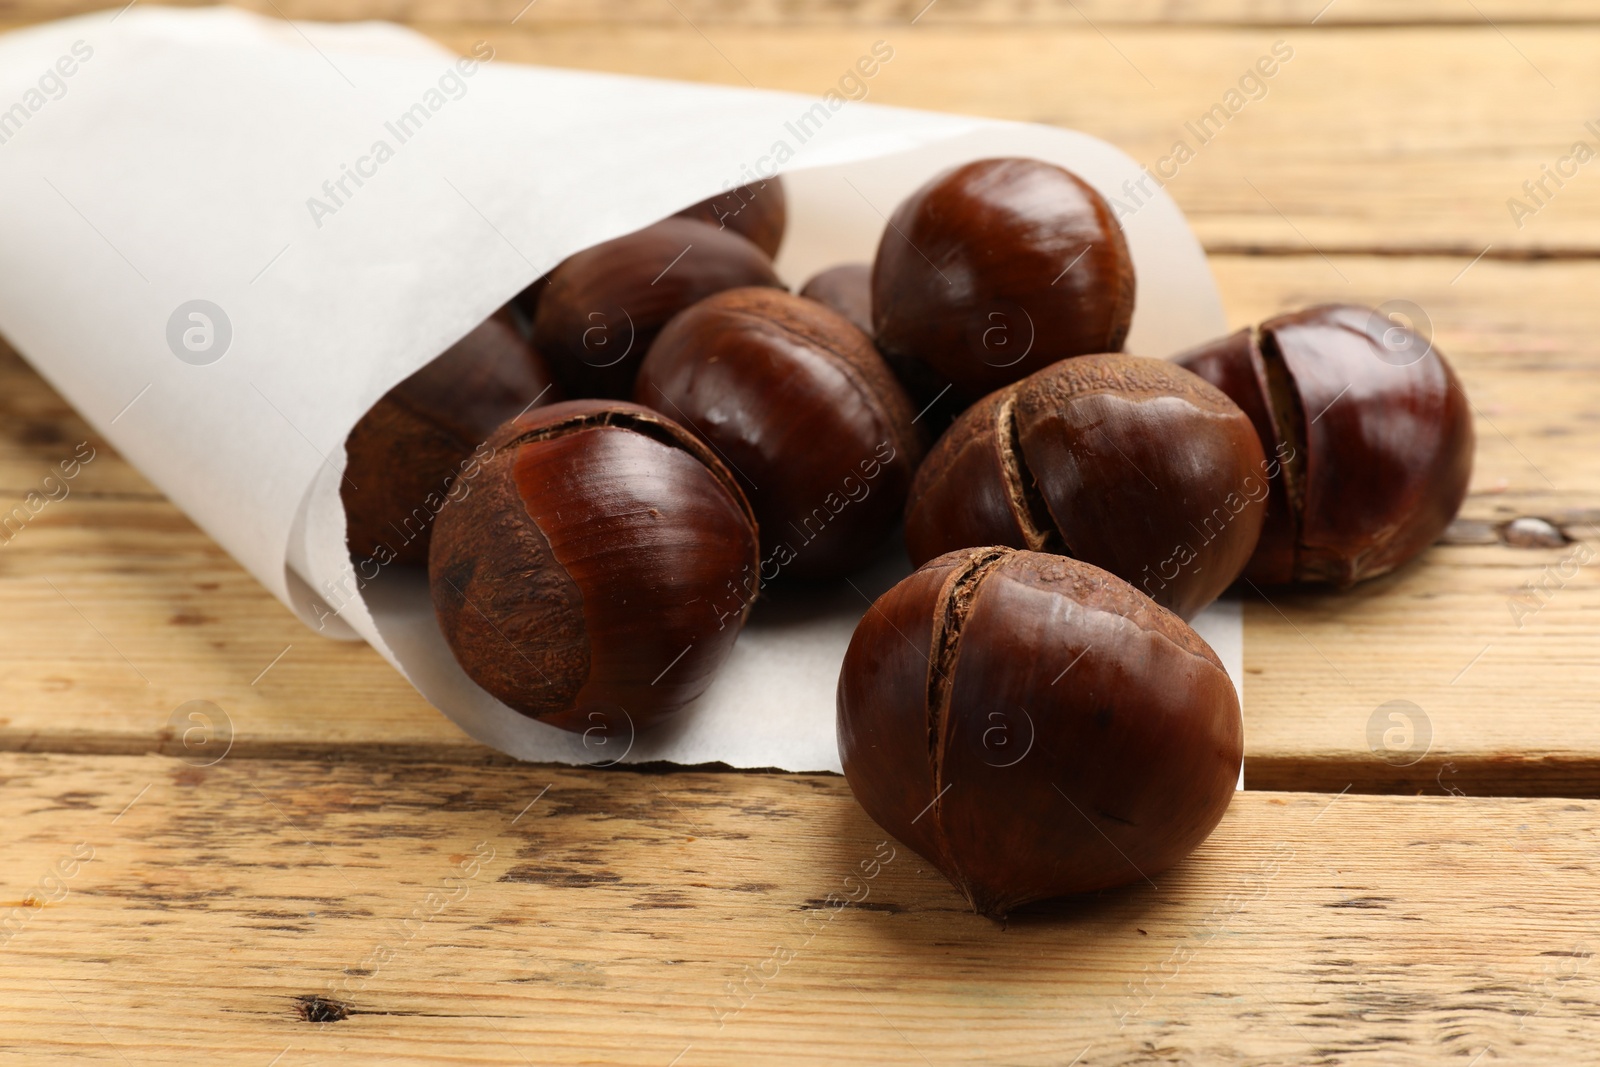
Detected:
left=0, top=7, right=1236, bottom=771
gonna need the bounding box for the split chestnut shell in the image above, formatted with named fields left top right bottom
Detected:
left=429, top=400, right=759, bottom=734
left=837, top=547, right=1243, bottom=919
left=1175, top=304, right=1474, bottom=585
left=904, top=353, right=1267, bottom=620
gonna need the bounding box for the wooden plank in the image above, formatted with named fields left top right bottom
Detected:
left=2, top=752, right=1597, bottom=1064
left=403, top=22, right=1600, bottom=256
left=1212, top=254, right=1600, bottom=796
left=4, top=253, right=1599, bottom=792
left=5, top=0, right=1600, bottom=27
left=3, top=17, right=1598, bottom=254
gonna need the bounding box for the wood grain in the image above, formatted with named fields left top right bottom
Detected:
left=6, top=12, right=1600, bottom=255
left=404, top=22, right=1600, bottom=257
left=4, top=0, right=1599, bottom=26
left=4, top=252, right=1598, bottom=791
left=3, top=752, right=1598, bottom=1065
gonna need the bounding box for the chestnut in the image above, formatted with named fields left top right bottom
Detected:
left=1174, top=304, right=1474, bottom=586
left=904, top=353, right=1267, bottom=620
left=872, top=157, right=1135, bottom=407
left=428, top=399, right=759, bottom=733
left=532, top=217, right=783, bottom=399
left=799, top=262, right=872, bottom=336
left=837, top=547, right=1242, bottom=919
left=675, top=176, right=788, bottom=258
left=635, top=288, right=922, bottom=582
left=342, top=310, right=559, bottom=567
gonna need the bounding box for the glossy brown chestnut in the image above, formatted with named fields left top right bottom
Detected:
left=428, top=399, right=760, bottom=733
left=342, top=310, right=559, bottom=567
left=635, top=288, right=922, bottom=582
left=837, top=547, right=1242, bottom=919
left=904, top=353, right=1267, bottom=620
left=799, top=262, right=872, bottom=336
left=675, top=176, right=788, bottom=258
left=532, top=217, right=783, bottom=399
left=872, top=157, right=1136, bottom=407
left=1175, top=304, right=1474, bottom=586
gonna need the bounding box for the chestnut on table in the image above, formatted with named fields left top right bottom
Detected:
left=837, top=547, right=1243, bottom=919
left=1176, top=304, right=1474, bottom=587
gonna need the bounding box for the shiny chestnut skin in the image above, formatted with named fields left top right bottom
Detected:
left=838, top=547, right=1243, bottom=919
left=799, top=262, right=872, bottom=336
left=532, top=217, right=783, bottom=399
left=635, top=288, right=922, bottom=582
left=342, top=311, right=559, bottom=567
left=675, top=176, right=788, bottom=258
left=905, top=353, right=1267, bottom=620
left=1175, top=304, right=1474, bottom=586
left=873, top=157, right=1135, bottom=408
left=428, top=400, right=759, bottom=733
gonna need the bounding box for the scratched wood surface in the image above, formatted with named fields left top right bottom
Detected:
left=4, top=753, right=1599, bottom=1066
left=4, top=2, right=1600, bottom=1063
left=3, top=253, right=1596, bottom=793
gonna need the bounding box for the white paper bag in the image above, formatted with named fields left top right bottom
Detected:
left=0, top=6, right=1236, bottom=771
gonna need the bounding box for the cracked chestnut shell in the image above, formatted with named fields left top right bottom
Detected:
left=873, top=157, right=1135, bottom=408
left=532, top=217, right=783, bottom=399
left=799, top=262, right=873, bottom=336
left=904, top=353, right=1267, bottom=620
left=1175, top=304, right=1474, bottom=586
left=342, top=311, right=559, bottom=567
left=675, top=176, right=788, bottom=258
left=837, top=547, right=1242, bottom=919
left=428, top=399, right=759, bottom=733
left=636, top=288, right=922, bottom=581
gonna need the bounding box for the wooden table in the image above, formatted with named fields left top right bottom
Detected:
left=5, top=2, right=1600, bottom=1063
